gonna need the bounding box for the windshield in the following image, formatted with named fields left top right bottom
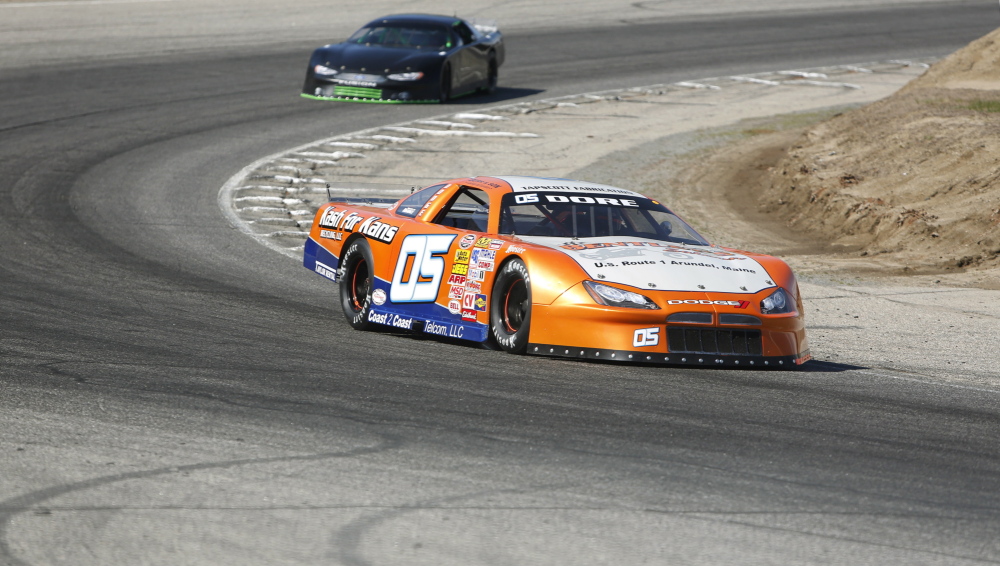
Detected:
left=499, top=192, right=709, bottom=246
left=348, top=25, right=451, bottom=49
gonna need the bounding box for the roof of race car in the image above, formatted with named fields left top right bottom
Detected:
left=477, top=176, right=646, bottom=197
left=363, top=14, right=467, bottom=28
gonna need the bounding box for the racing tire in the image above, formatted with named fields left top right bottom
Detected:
left=439, top=65, right=452, bottom=103
left=481, top=57, right=498, bottom=95
left=489, top=258, right=531, bottom=354
left=339, top=238, right=376, bottom=330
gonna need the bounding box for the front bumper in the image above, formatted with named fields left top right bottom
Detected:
left=526, top=283, right=811, bottom=368
left=302, top=77, right=440, bottom=104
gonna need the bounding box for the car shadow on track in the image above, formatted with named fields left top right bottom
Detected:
left=384, top=328, right=866, bottom=373
left=797, top=360, right=867, bottom=373
left=449, top=86, right=546, bottom=105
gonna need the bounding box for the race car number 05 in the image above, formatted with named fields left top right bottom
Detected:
left=391, top=234, right=456, bottom=303
left=633, top=327, right=660, bottom=347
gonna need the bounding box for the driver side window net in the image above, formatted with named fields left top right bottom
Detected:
left=433, top=187, right=491, bottom=232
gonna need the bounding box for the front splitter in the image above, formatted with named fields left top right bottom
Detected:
left=300, top=93, right=439, bottom=104
left=527, top=343, right=810, bottom=369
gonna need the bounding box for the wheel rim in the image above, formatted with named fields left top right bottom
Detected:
left=501, top=278, right=527, bottom=333
left=350, top=258, right=369, bottom=312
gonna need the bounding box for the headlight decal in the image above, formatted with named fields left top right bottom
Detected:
left=314, top=64, right=338, bottom=76
left=387, top=71, right=425, bottom=81
left=760, top=287, right=795, bottom=315
left=583, top=281, right=659, bottom=310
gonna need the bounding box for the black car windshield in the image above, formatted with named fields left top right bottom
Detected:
left=498, top=192, right=709, bottom=246
left=348, top=25, right=450, bottom=49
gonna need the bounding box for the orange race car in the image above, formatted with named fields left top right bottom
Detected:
left=303, top=176, right=810, bottom=367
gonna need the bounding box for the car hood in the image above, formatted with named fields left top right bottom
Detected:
left=316, top=44, right=443, bottom=71
left=517, top=236, right=775, bottom=294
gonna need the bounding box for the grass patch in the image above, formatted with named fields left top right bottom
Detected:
left=967, top=99, right=1000, bottom=113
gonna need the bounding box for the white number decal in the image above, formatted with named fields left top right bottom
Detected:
left=633, top=327, right=660, bottom=347
left=514, top=193, right=539, bottom=204
left=390, top=234, right=455, bottom=303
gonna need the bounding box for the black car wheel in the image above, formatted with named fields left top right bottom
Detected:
left=339, top=238, right=375, bottom=330
left=490, top=259, right=531, bottom=353
left=439, top=64, right=452, bottom=103
left=481, top=56, right=498, bottom=95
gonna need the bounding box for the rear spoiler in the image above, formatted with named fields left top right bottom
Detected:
left=326, top=197, right=398, bottom=209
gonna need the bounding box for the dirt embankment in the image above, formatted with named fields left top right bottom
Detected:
left=720, top=28, right=1000, bottom=279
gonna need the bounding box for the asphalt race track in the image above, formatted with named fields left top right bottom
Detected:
left=2, top=1, right=1000, bottom=564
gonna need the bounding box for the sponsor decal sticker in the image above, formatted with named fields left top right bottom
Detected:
left=633, top=327, right=660, bottom=347
left=468, top=268, right=486, bottom=282
left=424, top=320, right=467, bottom=338
left=462, top=292, right=477, bottom=310
left=515, top=193, right=639, bottom=207
left=462, top=309, right=478, bottom=321
left=454, top=249, right=471, bottom=264
left=320, top=229, right=342, bottom=240
left=317, top=206, right=398, bottom=244
left=448, top=285, right=465, bottom=299
left=505, top=244, right=526, bottom=254
left=513, top=184, right=640, bottom=196
left=367, top=311, right=415, bottom=330
left=465, top=280, right=482, bottom=293
left=471, top=249, right=497, bottom=263
left=459, top=234, right=476, bottom=249
left=418, top=186, right=448, bottom=217
left=356, top=216, right=399, bottom=244
left=667, top=299, right=750, bottom=308
left=371, top=288, right=387, bottom=306
left=451, top=263, right=469, bottom=276
left=474, top=237, right=492, bottom=248
left=489, top=239, right=503, bottom=250
left=333, top=78, right=378, bottom=88
left=315, top=261, right=337, bottom=282
left=474, top=294, right=488, bottom=311
left=560, top=240, right=747, bottom=261
left=669, top=260, right=756, bottom=273
left=424, top=320, right=448, bottom=336
left=447, top=274, right=467, bottom=286
left=318, top=207, right=345, bottom=229
left=448, top=299, right=462, bottom=314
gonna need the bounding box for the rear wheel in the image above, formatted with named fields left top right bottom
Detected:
left=489, top=259, right=531, bottom=353
left=438, top=65, right=452, bottom=103
left=339, top=238, right=375, bottom=330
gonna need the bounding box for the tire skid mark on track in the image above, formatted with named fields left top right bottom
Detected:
left=0, top=436, right=404, bottom=566
left=329, top=484, right=575, bottom=566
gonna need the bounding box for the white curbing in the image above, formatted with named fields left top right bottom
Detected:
left=218, top=58, right=934, bottom=261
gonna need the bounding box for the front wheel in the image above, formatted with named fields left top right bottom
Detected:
left=489, top=259, right=531, bottom=353
left=480, top=57, right=498, bottom=95
left=438, top=64, right=452, bottom=103
left=339, top=238, right=375, bottom=330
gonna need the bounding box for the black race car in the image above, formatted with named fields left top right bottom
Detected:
left=302, top=14, right=505, bottom=104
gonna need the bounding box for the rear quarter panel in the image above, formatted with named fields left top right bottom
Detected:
left=304, top=200, right=590, bottom=343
